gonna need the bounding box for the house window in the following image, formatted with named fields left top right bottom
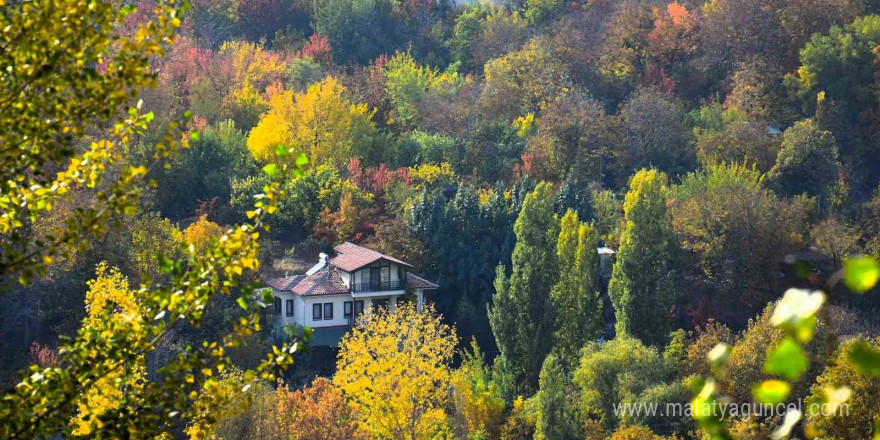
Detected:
left=312, top=303, right=322, bottom=320
left=344, top=301, right=353, bottom=319
left=274, top=297, right=281, bottom=314
left=286, top=299, right=294, bottom=317
left=324, top=303, right=333, bottom=320
left=354, top=300, right=364, bottom=316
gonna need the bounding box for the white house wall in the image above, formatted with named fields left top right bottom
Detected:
left=294, top=295, right=305, bottom=327
left=274, top=289, right=299, bottom=328
left=301, top=294, right=354, bottom=327
left=272, top=281, right=428, bottom=330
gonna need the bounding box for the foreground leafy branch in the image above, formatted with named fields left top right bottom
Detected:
left=692, top=255, right=880, bottom=440
left=0, top=0, right=309, bottom=437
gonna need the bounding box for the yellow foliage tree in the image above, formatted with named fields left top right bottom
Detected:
left=247, top=77, right=375, bottom=170
left=481, top=39, right=570, bottom=120
left=451, top=339, right=505, bottom=439
left=72, top=263, right=145, bottom=436
left=130, top=213, right=183, bottom=280
left=334, top=303, right=458, bottom=440
left=408, top=162, right=456, bottom=192
left=183, top=215, right=224, bottom=255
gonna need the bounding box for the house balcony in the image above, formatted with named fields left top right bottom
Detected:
left=350, top=279, right=406, bottom=294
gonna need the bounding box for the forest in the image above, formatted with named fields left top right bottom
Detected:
left=2, top=0, right=880, bottom=438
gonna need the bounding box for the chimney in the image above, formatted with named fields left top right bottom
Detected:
left=306, top=253, right=329, bottom=276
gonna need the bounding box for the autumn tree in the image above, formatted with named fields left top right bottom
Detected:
left=616, top=88, right=695, bottom=179
left=448, top=5, right=529, bottom=74
left=499, top=397, right=536, bottom=440
left=451, top=339, right=505, bottom=440
left=217, top=41, right=290, bottom=129
left=806, top=338, right=880, bottom=439
left=698, top=0, right=786, bottom=76
left=695, top=122, right=781, bottom=173
left=247, top=77, right=376, bottom=170
left=551, top=210, right=601, bottom=368
left=0, top=0, right=187, bottom=285
left=383, top=51, right=465, bottom=128
left=274, top=377, right=368, bottom=440
left=71, top=264, right=145, bottom=436
left=530, top=90, right=611, bottom=181
left=609, top=169, right=676, bottom=346
left=723, top=304, right=837, bottom=405
left=480, top=39, right=571, bottom=121
left=334, top=303, right=458, bottom=440
left=646, top=2, right=699, bottom=68
left=129, top=213, right=183, bottom=280
left=202, top=373, right=277, bottom=440
left=184, top=215, right=225, bottom=255
left=489, top=182, right=559, bottom=400
left=670, top=163, right=808, bottom=312
left=811, top=215, right=861, bottom=266
left=595, top=1, right=658, bottom=102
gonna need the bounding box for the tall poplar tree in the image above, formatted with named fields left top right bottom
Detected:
left=551, top=210, right=602, bottom=368
left=488, top=182, right=559, bottom=400
left=534, top=353, right=583, bottom=440
left=609, top=169, right=676, bottom=346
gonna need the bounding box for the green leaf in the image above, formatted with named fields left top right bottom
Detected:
left=843, top=255, right=880, bottom=293
left=847, top=339, right=880, bottom=377
left=295, top=152, right=309, bottom=167
left=753, top=380, right=791, bottom=405
left=236, top=296, right=249, bottom=311
left=262, top=163, right=277, bottom=178
left=189, top=130, right=200, bottom=142
left=765, top=338, right=809, bottom=381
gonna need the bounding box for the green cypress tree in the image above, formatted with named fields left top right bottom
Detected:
left=551, top=210, right=602, bottom=368
left=609, top=169, right=676, bottom=346
left=534, top=353, right=583, bottom=440
left=488, top=182, right=559, bottom=400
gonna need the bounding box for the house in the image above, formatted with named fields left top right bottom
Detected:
left=265, top=242, right=439, bottom=333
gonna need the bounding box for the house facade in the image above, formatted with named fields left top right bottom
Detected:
left=265, top=242, right=439, bottom=330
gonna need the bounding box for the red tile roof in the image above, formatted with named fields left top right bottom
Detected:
left=406, top=273, right=439, bottom=290
left=329, top=242, right=412, bottom=272
left=291, top=267, right=350, bottom=296
left=266, top=243, right=438, bottom=296
left=265, top=275, right=305, bottom=290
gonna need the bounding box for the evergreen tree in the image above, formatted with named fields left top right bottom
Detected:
left=609, top=169, right=676, bottom=346
left=556, top=160, right=594, bottom=222
left=534, top=353, right=583, bottom=440
left=409, top=185, right=517, bottom=348
left=488, top=182, right=559, bottom=400
left=551, top=210, right=602, bottom=368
